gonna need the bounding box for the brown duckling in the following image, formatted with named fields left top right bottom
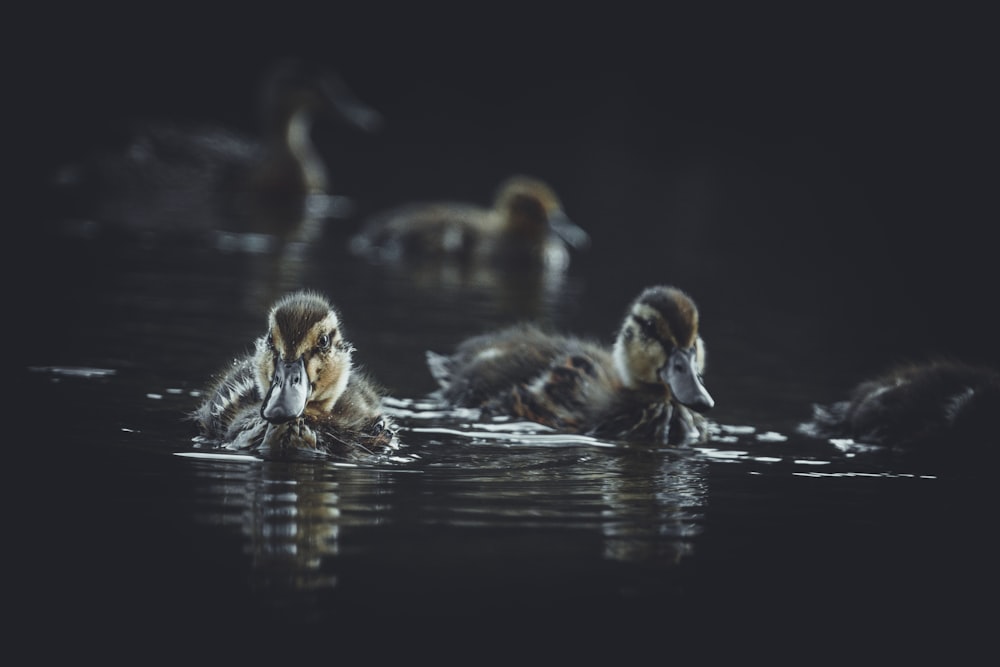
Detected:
left=53, top=58, right=381, bottom=245
left=192, top=290, right=398, bottom=461
left=800, top=360, right=1000, bottom=454
left=348, top=175, right=590, bottom=269
left=426, top=285, right=714, bottom=444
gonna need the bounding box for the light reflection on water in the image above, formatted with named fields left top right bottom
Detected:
left=158, top=380, right=962, bottom=603
left=31, top=354, right=968, bottom=612
left=171, top=398, right=714, bottom=598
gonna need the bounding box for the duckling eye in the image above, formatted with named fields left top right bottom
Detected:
left=266, top=333, right=276, bottom=351
left=632, top=316, right=658, bottom=340
left=318, top=333, right=331, bottom=349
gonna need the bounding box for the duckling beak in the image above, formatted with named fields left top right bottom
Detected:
left=261, top=357, right=310, bottom=423
left=548, top=211, right=591, bottom=250
left=661, top=348, right=714, bottom=413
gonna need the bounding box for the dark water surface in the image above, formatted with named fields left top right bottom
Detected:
left=17, top=16, right=998, bottom=660
left=23, top=217, right=994, bottom=659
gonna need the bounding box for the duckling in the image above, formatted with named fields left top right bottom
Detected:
left=349, top=175, right=590, bottom=269
left=800, top=360, right=1000, bottom=454
left=192, top=290, right=398, bottom=461
left=53, top=58, right=381, bottom=245
left=426, top=285, right=715, bottom=444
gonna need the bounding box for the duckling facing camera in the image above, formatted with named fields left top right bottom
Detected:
left=192, top=290, right=399, bottom=460
left=349, top=175, right=590, bottom=270
left=53, top=58, right=381, bottom=246
left=800, top=360, right=1000, bottom=455
left=426, top=285, right=714, bottom=445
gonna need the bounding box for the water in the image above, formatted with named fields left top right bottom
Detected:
left=21, top=219, right=993, bottom=657
left=19, top=51, right=996, bottom=659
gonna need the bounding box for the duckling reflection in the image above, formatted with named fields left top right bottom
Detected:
left=426, top=285, right=714, bottom=445
left=349, top=175, right=590, bottom=271
left=386, top=411, right=706, bottom=565
left=192, top=290, right=399, bottom=461
left=187, top=459, right=394, bottom=596
left=598, top=449, right=706, bottom=563
left=52, top=58, right=381, bottom=246
left=800, top=360, right=1000, bottom=457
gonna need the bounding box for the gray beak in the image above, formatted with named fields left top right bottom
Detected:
left=261, top=356, right=309, bottom=423
left=661, top=347, right=714, bottom=413
left=548, top=210, right=591, bottom=250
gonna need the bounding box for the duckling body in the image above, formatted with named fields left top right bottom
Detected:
left=192, top=290, right=398, bottom=460
left=349, top=176, right=590, bottom=269
left=427, top=286, right=714, bottom=444
left=802, top=360, right=1000, bottom=453
left=53, top=59, right=380, bottom=245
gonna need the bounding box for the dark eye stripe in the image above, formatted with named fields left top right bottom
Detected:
left=630, top=314, right=660, bottom=341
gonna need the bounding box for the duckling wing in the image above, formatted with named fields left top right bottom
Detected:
left=316, top=372, right=399, bottom=456
left=428, top=325, right=574, bottom=406
left=350, top=203, right=487, bottom=260
left=496, top=348, right=617, bottom=431
left=191, top=355, right=263, bottom=444
left=326, top=372, right=393, bottom=430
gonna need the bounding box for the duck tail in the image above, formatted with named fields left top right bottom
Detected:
left=797, top=400, right=851, bottom=438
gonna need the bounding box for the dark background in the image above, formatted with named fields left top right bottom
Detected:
left=18, top=5, right=997, bottom=369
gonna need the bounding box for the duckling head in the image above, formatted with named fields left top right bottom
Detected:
left=493, top=176, right=590, bottom=250
left=251, top=59, right=383, bottom=200
left=254, top=291, right=354, bottom=423
left=612, top=286, right=714, bottom=412
left=257, top=58, right=383, bottom=138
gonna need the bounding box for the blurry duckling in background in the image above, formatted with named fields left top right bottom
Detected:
left=192, top=290, right=399, bottom=461
left=799, top=360, right=1000, bottom=457
left=53, top=58, right=382, bottom=248
left=426, top=285, right=714, bottom=445
left=349, top=175, right=590, bottom=270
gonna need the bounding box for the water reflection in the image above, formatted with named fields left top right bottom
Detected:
left=352, top=252, right=584, bottom=326
left=173, top=401, right=711, bottom=600
left=389, top=400, right=708, bottom=566
left=598, top=450, right=705, bottom=563
left=183, top=457, right=398, bottom=593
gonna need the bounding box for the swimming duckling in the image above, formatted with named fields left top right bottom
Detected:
left=800, top=360, right=1000, bottom=454
left=192, top=290, right=398, bottom=461
left=426, top=285, right=715, bottom=444
left=53, top=58, right=381, bottom=245
left=349, top=175, right=590, bottom=269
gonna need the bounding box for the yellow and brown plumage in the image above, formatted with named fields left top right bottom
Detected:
left=349, top=175, right=590, bottom=269
left=426, top=285, right=715, bottom=444
left=192, top=290, right=398, bottom=460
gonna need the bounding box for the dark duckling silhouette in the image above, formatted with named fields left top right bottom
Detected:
left=53, top=58, right=381, bottom=246
left=192, top=290, right=399, bottom=461
left=426, top=285, right=714, bottom=444
left=348, top=175, right=590, bottom=269
left=800, top=360, right=1000, bottom=457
